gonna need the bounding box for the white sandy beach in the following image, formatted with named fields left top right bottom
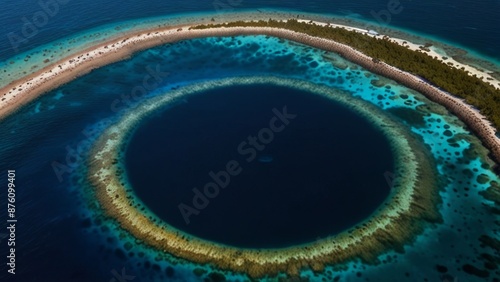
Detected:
left=296, top=19, right=500, bottom=90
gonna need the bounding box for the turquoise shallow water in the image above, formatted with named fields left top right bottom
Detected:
left=0, top=30, right=498, bottom=281
left=2, top=6, right=500, bottom=92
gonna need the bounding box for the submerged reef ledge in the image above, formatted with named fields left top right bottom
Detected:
left=1, top=17, right=499, bottom=167
left=88, top=76, right=440, bottom=278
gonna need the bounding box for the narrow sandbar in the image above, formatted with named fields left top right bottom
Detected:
left=1, top=18, right=499, bottom=165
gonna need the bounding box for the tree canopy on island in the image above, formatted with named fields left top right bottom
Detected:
left=192, top=19, right=500, bottom=131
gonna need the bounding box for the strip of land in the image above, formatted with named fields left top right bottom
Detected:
left=297, top=19, right=500, bottom=88
left=0, top=18, right=499, bottom=165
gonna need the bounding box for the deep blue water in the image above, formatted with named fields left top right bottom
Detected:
left=126, top=84, right=393, bottom=248
left=0, top=0, right=499, bottom=61
left=0, top=2, right=499, bottom=282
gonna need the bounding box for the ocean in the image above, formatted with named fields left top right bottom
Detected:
left=0, top=1, right=499, bottom=282
left=0, top=0, right=499, bottom=62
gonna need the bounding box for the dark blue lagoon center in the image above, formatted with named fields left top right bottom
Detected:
left=125, top=83, right=395, bottom=248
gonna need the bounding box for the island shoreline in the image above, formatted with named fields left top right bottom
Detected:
left=1, top=19, right=499, bottom=166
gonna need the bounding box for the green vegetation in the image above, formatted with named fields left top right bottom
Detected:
left=191, top=19, right=500, bottom=130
